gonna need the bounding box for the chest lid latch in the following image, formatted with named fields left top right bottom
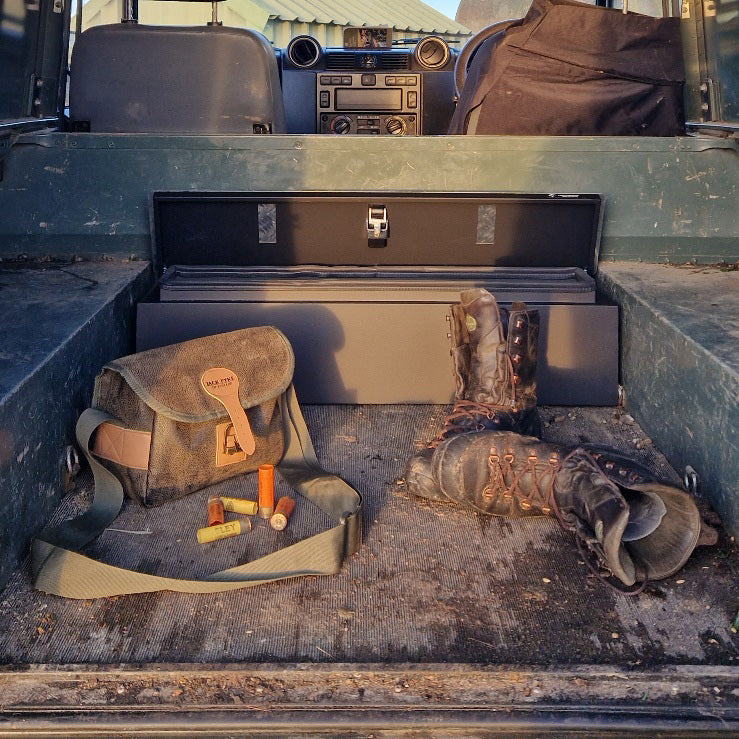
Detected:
left=367, top=204, right=389, bottom=246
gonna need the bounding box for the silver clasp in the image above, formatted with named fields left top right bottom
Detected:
left=367, top=205, right=389, bottom=242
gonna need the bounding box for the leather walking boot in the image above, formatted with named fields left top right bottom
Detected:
left=405, top=289, right=540, bottom=501
left=428, top=430, right=705, bottom=587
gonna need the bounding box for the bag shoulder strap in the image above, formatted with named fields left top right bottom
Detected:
left=31, top=385, right=362, bottom=598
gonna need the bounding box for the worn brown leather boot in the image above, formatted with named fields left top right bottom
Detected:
left=448, top=288, right=539, bottom=436
left=406, top=289, right=540, bottom=501
left=428, top=430, right=704, bottom=587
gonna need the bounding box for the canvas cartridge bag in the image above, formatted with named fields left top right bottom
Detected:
left=32, top=327, right=363, bottom=598
left=91, top=327, right=291, bottom=507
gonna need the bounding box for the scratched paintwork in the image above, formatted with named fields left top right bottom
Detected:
left=0, top=262, right=152, bottom=591
left=598, top=262, right=739, bottom=538
left=0, top=134, right=736, bottom=263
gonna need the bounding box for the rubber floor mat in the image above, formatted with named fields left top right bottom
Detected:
left=0, top=405, right=735, bottom=666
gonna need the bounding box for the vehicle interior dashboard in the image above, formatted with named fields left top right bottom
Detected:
left=64, top=13, right=695, bottom=139
left=66, top=24, right=460, bottom=137
left=278, top=33, right=459, bottom=136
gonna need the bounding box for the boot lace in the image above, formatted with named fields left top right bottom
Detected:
left=428, top=399, right=521, bottom=448
left=483, top=446, right=565, bottom=520
left=574, top=536, right=648, bottom=596
left=486, top=446, right=649, bottom=596
left=563, top=449, right=650, bottom=596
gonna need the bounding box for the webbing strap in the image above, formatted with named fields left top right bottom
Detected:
left=31, top=385, right=362, bottom=598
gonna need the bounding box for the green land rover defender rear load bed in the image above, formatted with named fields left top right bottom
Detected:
left=1, top=0, right=738, bottom=728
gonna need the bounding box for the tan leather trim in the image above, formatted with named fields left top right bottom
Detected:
left=201, top=367, right=256, bottom=455
left=93, top=422, right=151, bottom=470
left=216, top=420, right=247, bottom=467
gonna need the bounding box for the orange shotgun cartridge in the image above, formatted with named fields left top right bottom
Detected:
left=258, top=464, right=275, bottom=519
left=221, top=497, right=258, bottom=516
left=197, top=519, right=247, bottom=544
left=270, top=496, right=296, bottom=531
left=207, top=496, right=225, bottom=526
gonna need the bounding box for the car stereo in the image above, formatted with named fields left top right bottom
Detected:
left=283, top=34, right=455, bottom=135
left=317, top=72, right=421, bottom=135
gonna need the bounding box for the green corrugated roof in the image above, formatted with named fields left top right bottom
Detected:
left=250, top=0, right=470, bottom=34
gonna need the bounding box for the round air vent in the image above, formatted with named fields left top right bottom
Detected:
left=413, top=35, right=451, bottom=70
left=286, top=35, right=323, bottom=69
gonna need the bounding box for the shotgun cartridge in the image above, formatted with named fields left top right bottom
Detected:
left=270, top=496, right=296, bottom=531
left=220, top=497, right=258, bottom=516
left=197, top=519, right=247, bottom=544
left=258, top=464, right=275, bottom=519
left=207, top=496, right=225, bottom=526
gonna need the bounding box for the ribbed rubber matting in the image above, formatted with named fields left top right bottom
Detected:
left=0, top=405, right=735, bottom=666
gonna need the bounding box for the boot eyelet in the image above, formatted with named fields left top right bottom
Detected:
left=541, top=506, right=551, bottom=514
left=513, top=336, right=522, bottom=345
left=512, top=355, right=522, bottom=364
left=520, top=500, right=532, bottom=510
left=516, top=319, right=524, bottom=329
left=504, top=453, right=514, bottom=463
left=605, top=461, right=615, bottom=470
left=503, top=493, right=513, bottom=500
left=482, top=486, right=494, bottom=499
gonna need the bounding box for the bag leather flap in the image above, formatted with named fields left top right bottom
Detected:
left=99, top=327, right=294, bottom=422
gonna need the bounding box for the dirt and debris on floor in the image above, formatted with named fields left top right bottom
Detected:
left=0, top=405, right=735, bottom=667
left=0, top=663, right=736, bottom=712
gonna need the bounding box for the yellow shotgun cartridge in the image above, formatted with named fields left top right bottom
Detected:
left=196, top=519, right=247, bottom=544
left=220, top=497, right=258, bottom=516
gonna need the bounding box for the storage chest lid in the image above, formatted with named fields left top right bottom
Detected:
left=151, top=191, right=603, bottom=275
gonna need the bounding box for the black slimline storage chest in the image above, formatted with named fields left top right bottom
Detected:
left=138, top=192, right=618, bottom=405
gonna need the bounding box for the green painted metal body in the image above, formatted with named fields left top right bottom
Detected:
left=0, top=130, right=737, bottom=565
left=0, top=262, right=152, bottom=591
left=1, top=133, right=737, bottom=263
left=599, top=263, right=739, bottom=537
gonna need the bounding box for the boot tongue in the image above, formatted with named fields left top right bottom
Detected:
left=621, top=489, right=667, bottom=542
left=557, top=455, right=636, bottom=585
left=592, top=497, right=634, bottom=585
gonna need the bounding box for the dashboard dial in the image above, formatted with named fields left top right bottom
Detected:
left=331, top=115, right=352, bottom=134
left=385, top=116, right=407, bottom=136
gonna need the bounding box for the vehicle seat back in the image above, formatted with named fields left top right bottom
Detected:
left=69, top=23, right=286, bottom=134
